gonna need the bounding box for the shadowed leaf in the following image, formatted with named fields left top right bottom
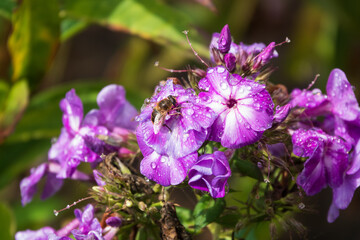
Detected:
left=8, top=0, right=60, bottom=88
left=62, top=0, right=208, bottom=56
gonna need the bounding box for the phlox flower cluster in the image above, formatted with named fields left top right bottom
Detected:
left=17, top=24, right=360, bottom=239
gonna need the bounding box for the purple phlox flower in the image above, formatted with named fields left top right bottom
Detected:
left=292, top=128, right=350, bottom=196
left=15, top=226, right=56, bottom=240
left=198, top=66, right=274, bottom=148
left=72, top=204, right=103, bottom=240
left=49, top=89, right=104, bottom=179
left=188, top=151, right=231, bottom=198
left=136, top=79, right=216, bottom=186
left=273, top=103, right=292, bottom=123
left=224, top=53, right=236, bottom=72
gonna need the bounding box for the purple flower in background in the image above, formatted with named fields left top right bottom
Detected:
left=15, top=227, right=57, bottom=240
left=188, top=151, right=231, bottom=198
left=20, top=85, right=137, bottom=205
left=136, top=79, right=216, bottom=186
left=16, top=204, right=104, bottom=240
left=198, top=66, right=274, bottom=148
left=72, top=204, right=103, bottom=240
left=292, top=128, right=350, bottom=196
left=106, top=216, right=122, bottom=227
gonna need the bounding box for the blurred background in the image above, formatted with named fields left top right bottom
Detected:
left=0, top=0, right=359, bottom=239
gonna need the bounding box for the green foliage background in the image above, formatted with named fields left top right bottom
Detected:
left=0, top=0, right=359, bottom=239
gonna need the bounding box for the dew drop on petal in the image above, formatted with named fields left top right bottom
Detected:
left=186, top=108, right=194, bottom=115
left=208, top=68, right=214, bottom=74
left=220, top=82, right=228, bottom=90
left=217, top=67, right=225, bottom=73
left=151, top=162, right=156, bottom=169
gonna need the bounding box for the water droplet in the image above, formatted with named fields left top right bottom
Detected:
left=220, top=82, right=228, bottom=90
left=54, top=210, right=59, bottom=217
left=244, top=122, right=251, bottom=129
left=186, top=108, right=194, bottom=115
left=160, top=158, right=166, bottom=163
left=217, top=67, right=225, bottom=73
left=208, top=68, right=214, bottom=74
left=151, top=162, right=156, bottom=169
left=298, top=202, right=305, bottom=209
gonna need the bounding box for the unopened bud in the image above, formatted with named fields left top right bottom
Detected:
left=138, top=201, right=147, bottom=211
left=193, top=68, right=206, bottom=78
left=125, top=199, right=133, bottom=208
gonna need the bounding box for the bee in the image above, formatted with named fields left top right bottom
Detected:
left=151, top=95, right=177, bottom=134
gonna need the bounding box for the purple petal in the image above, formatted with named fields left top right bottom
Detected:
left=188, top=151, right=231, bottom=198
left=20, top=163, right=48, bottom=206
left=273, top=104, right=291, bottom=123
left=15, top=227, right=56, bottom=240
left=140, top=151, right=197, bottom=186
left=93, top=170, right=106, bottom=186
left=41, top=172, right=64, bottom=200
left=327, top=68, right=360, bottom=121
left=60, top=89, right=83, bottom=134
left=202, top=66, right=232, bottom=99
left=97, top=84, right=138, bottom=130
left=327, top=201, right=340, bottom=223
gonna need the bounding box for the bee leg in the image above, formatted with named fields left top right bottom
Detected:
left=164, top=124, right=172, bottom=132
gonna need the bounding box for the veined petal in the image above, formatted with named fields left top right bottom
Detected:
left=60, top=89, right=83, bottom=134
left=327, top=68, right=360, bottom=121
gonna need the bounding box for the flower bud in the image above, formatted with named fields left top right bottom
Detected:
left=217, top=24, right=231, bottom=53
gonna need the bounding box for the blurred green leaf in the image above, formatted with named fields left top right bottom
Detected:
left=233, top=158, right=264, bottom=181
left=175, top=206, right=194, bottom=233
left=8, top=0, right=60, bottom=88
left=60, top=18, right=88, bottom=42
left=0, top=202, right=15, bottom=240
left=135, top=227, right=147, bottom=240
left=193, top=194, right=225, bottom=232
left=0, top=79, right=29, bottom=142
left=0, top=82, right=105, bottom=189
left=62, top=0, right=208, bottom=56
left=234, top=221, right=270, bottom=240
left=0, top=0, right=15, bottom=19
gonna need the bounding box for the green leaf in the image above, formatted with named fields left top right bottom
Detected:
left=175, top=206, right=194, bottom=233
left=234, top=221, right=271, bottom=240
left=0, top=0, right=16, bottom=19
left=0, top=79, right=29, bottom=142
left=60, top=18, right=88, bottom=42
left=135, top=227, right=147, bottom=240
left=0, top=202, right=15, bottom=240
left=8, top=0, right=60, bottom=88
left=62, top=0, right=208, bottom=56
left=233, top=158, right=264, bottom=181
left=193, top=195, right=226, bottom=232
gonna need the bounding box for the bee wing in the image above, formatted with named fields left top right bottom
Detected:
left=153, top=114, right=165, bottom=134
